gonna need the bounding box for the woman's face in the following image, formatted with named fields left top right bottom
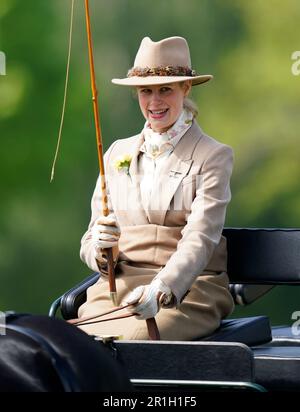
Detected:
left=137, top=81, right=191, bottom=133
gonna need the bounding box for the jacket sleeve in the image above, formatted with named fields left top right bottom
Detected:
left=79, top=140, right=119, bottom=272
left=155, top=144, right=234, bottom=305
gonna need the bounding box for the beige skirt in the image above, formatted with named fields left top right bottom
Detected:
left=77, top=261, right=234, bottom=341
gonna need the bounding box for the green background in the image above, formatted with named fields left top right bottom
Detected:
left=0, top=0, right=299, bottom=326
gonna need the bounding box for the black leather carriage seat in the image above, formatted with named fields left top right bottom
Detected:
left=203, top=316, right=271, bottom=346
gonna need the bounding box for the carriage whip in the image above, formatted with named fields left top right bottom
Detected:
left=84, top=0, right=117, bottom=305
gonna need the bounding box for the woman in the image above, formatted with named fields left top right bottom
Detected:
left=78, top=36, right=234, bottom=340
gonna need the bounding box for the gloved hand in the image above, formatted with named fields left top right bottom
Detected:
left=92, top=213, right=121, bottom=259
left=123, top=278, right=174, bottom=320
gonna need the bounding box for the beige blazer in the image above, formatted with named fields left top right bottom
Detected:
left=79, top=121, right=234, bottom=340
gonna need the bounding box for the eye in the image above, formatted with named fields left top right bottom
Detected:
left=160, top=86, right=172, bottom=93
left=139, top=88, right=152, bottom=95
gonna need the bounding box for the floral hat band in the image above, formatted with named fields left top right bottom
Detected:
left=112, top=36, right=213, bottom=87
left=127, top=65, right=198, bottom=78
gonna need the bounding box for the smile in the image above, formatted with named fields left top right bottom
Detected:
left=149, top=109, right=169, bottom=119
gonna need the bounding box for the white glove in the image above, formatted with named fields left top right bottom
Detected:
left=123, top=279, right=174, bottom=320
left=92, top=214, right=121, bottom=259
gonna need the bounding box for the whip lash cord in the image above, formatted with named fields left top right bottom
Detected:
left=50, top=0, right=75, bottom=182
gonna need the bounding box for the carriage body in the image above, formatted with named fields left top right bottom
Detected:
left=48, top=228, right=300, bottom=392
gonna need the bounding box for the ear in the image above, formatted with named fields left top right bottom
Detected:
left=182, top=80, right=192, bottom=97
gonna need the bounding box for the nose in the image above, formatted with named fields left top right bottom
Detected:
left=150, top=90, right=163, bottom=104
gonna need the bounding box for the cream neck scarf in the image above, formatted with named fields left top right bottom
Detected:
left=140, top=108, right=194, bottom=159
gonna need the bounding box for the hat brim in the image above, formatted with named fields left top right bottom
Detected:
left=111, top=74, right=213, bottom=87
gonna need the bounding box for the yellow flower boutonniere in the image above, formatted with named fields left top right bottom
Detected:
left=114, top=154, right=132, bottom=175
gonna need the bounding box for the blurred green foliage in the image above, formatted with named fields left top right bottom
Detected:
left=0, top=0, right=299, bottom=326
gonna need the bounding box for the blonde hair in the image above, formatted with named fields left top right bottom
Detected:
left=183, top=97, right=198, bottom=118
left=180, top=81, right=199, bottom=118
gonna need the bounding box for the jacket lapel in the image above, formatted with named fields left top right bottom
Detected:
left=147, top=122, right=202, bottom=225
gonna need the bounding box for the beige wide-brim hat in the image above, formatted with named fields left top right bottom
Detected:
left=112, top=36, right=213, bottom=87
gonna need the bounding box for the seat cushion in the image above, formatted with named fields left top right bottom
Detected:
left=202, top=316, right=272, bottom=346
left=253, top=346, right=300, bottom=390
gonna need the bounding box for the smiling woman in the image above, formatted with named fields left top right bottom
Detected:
left=77, top=36, right=235, bottom=341
left=137, top=82, right=191, bottom=133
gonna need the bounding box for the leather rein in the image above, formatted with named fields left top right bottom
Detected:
left=67, top=302, right=160, bottom=340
